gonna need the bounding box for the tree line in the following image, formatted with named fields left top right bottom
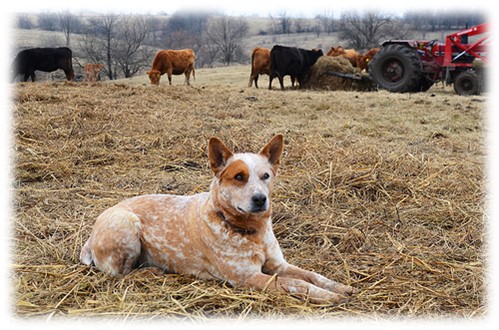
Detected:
left=15, top=11, right=250, bottom=80
left=15, top=10, right=485, bottom=80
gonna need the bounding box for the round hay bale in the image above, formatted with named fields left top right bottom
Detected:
left=304, top=56, right=374, bottom=91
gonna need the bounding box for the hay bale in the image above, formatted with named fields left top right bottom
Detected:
left=304, top=56, right=373, bottom=91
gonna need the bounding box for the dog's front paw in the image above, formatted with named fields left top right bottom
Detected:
left=308, top=290, right=350, bottom=305
left=331, top=282, right=357, bottom=296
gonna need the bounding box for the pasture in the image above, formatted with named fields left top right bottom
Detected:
left=12, top=65, right=485, bottom=320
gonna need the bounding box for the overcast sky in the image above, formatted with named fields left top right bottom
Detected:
left=6, top=0, right=492, bottom=18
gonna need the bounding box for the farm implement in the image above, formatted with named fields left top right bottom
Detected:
left=368, top=23, right=489, bottom=95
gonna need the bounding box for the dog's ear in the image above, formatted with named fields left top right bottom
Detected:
left=208, top=137, right=233, bottom=176
left=259, top=134, right=284, bottom=170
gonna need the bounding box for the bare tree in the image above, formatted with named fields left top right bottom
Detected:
left=293, top=18, right=311, bottom=33
left=79, top=13, right=153, bottom=79
left=338, top=11, right=400, bottom=50
left=58, top=11, right=81, bottom=47
left=316, top=10, right=336, bottom=35
left=16, top=14, right=33, bottom=29
left=269, top=11, right=292, bottom=34
left=38, top=13, right=58, bottom=31
left=79, top=31, right=105, bottom=64
left=164, top=30, right=199, bottom=50
left=206, top=15, right=249, bottom=65
left=86, top=13, right=120, bottom=80
left=402, top=10, right=485, bottom=33
left=160, top=10, right=210, bottom=60
left=113, top=15, right=153, bottom=77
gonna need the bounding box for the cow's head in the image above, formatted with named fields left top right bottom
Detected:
left=146, top=70, right=162, bottom=85
left=312, top=48, right=324, bottom=64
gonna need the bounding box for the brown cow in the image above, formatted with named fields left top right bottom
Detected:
left=356, top=48, right=380, bottom=72
left=248, top=47, right=270, bottom=88
left=327, top=46, right=361, bottom=68
left=146, top=49, right=196, bottom=85
left=84, top=63, right=104, bottom=82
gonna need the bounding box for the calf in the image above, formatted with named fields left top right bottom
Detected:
left=84, top=63, right=104, bottom=82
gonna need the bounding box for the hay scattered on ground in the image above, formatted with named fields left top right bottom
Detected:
left=305, top=56, right=372, bottom=91
left=11, top=75, right=486, bottom=320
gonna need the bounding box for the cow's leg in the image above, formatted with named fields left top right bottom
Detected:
left=248, top=74, right=254, bottom=88
left=184, top=71, right=191, bottom=85
left=249, top=68, right=258, bottom=88
left=297, top=76, right=303, bottom=89
left=167, top=69, right=173, bottom=85
left=278, top=74, right=285, bottom=90
left=29, top=72, right=36, bottom=82
left=64, top=69, right=75, bottom=81
left=268, top=75, right=273, bottom=90
left=254, top=75, right=259, bottom=89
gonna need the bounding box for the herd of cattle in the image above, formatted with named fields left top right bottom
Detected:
left=11, top=45, right=379, bottom=89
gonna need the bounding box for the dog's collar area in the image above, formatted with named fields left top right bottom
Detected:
left=216, top=211, right=257, bottom=236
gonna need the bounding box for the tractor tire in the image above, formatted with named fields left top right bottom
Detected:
left=454, top=70, right=481, bottom=95
left=369, top=44, right=423, bottom=93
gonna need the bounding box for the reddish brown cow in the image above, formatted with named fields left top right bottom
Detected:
left=356, top=48, right=380, bottom=72
left=84, top=63, right=104, bottom=82
left=146, top=49, right=196, bottom=85
left=248, top=47, right=270, bottom=88
left=327, top=46, right=361, bottom=68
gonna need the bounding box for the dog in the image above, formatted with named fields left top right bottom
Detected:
left=80, top=134, right=355, bottom=303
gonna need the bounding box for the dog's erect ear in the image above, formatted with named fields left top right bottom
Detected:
left=208, top=137, right=233, bottom=176
left=259, top=134, right=284, bottom=170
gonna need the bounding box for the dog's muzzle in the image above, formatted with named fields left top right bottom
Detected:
left=250, top=193, right=268, bottom=213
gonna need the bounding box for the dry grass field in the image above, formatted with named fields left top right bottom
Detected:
left=11, top=65, right=486, bottom=321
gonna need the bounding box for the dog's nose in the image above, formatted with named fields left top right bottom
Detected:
left=252, top=194, right=267, bottom=208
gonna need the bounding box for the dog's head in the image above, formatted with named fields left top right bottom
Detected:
left=208, top=135, right=284, bottom=217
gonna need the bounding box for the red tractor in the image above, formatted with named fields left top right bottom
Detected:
left=368, top=23, right=489, bottom=95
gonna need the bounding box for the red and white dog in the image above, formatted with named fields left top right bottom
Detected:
left=80, top=135, right=354, bottom=303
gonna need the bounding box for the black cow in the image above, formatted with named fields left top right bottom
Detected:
left=12, top=47, right=75, bottom=82
left=269, top=45, right=323, bottom=90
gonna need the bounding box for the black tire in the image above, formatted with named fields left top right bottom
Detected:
left=453, top=70, right=481, bottom=95
left=417, top=77, right=434, bottom=92
left=369, top=44, right=423, bottom=93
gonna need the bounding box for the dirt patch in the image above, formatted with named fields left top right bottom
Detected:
left=11, top=75, right=486, bottom=319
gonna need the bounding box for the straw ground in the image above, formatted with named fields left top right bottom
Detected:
left=11, top=65, right=486, bottom=320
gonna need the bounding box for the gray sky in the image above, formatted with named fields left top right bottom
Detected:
left=8, top=0, right=491, bottom=18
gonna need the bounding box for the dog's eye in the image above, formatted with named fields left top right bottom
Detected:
left=262, top=173, right=270, bottom=180
left=234, top=173, right=245, bottom=181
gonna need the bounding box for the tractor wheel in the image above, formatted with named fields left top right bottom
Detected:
left=369, top=44, right=423, bottom=93
left=454, top=70, right=481, bottom=95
